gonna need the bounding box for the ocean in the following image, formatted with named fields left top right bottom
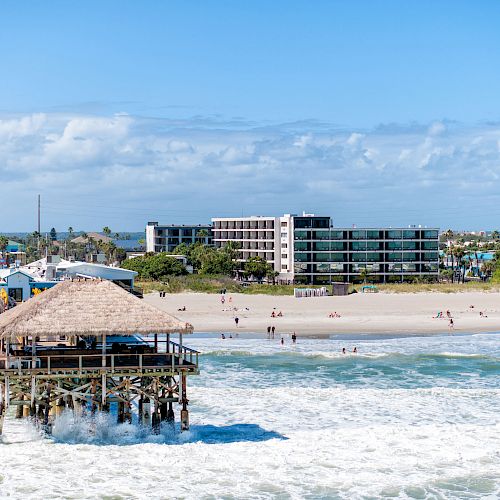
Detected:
left=0, top=333, right=499, bottom=499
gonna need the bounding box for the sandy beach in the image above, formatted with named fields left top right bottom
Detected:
left=145, top=291, right=500, bottom=336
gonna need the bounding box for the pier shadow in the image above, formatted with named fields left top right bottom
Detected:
left=48, top=413, right=287, bottom=446
left=187, top=423, right=287, bottom=444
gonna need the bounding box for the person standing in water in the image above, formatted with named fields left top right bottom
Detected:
left=234, top=317, right=239, bottom=327
left=342, top=348, right=346, bottom=354
left=291, top=332, right=297, bottom=344
left=353, top=347, right=357, bottom=353
left=280, top=337, right=284, bottom=345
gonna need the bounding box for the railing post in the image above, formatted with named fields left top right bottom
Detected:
left=47, top=357, right=51, bottom=374
left=78, top=355, right=82, bottom=372
left=111, top=354, right=115, bottom=373
left=139, top=354, right=143, bottom=371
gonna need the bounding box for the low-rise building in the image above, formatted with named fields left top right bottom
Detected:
left=146, top=222, right=212, bottom=253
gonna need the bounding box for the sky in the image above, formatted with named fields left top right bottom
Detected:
left=1, top=1, right=500, bottom=232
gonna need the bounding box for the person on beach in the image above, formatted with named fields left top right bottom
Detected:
left=280, top=337, right=284, bottom=345
left=267, top=326, right=271, bottom=336
left=221, top=295, right=225, bottom=304
left=271, top=326, right=276, bottom=338
left=234, top=317, right=239, bottom=327
left=353, top=347, right=357, bottom=353
left=277, top=311, right=283, bottom=317
left=292, top=332, right=297, bottom=344
left=271, top=311, right=276, bottom=318
left=449, top=318, right=454, bottom=330
left=229, top=296, right=232, bottom=303
left=446, top=310, right=452, bottom=318
left=342, top=348, right=346, bottom=354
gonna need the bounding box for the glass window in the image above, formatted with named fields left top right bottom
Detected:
left=316, top=263, right=330, bottom=273
left=315, top=253, right=331, bottom=262
left=313, top=275, right=330, bottom=284
left=330, top=241, right=344, bottom=251
left=330, top=263, right=344, bottom=272
left=366, top=263, right=380, bottom=272
left=281, top=264, right=287, bottom=270
left=312, top=218, right=330, bottom=228
left=422, top=241, right=438, bottom=250
left=351, top=263, right=366, bottom=272
left=280, top=232, right=287, bottom=238
left=387, top=241, right=402, bottom=250
left=351, top=230, right=367, bottom=240
left=387, top=230, right=402, bottom=239
left=281, top=243, right=288, bottom=248
left=352, top=253, right=366, bottom=262
left=330, top=253, right=345, bottom=262
left=388, top=252, right=402, bottom=261
left=423, top=252, right=439, bottom=261
left=314, top=230, right=330, bottom=240
left=281, top=253, right=287, bottom=259
left=388, top=263, right=402, bottom=272
left=294, top=241, right=309, bottom=251
left=330, top=230, right=344, bottom=240
left=351, top=241, right=367, bottom=251
left=366, top=241, right=381, bottom=250
left=402, top=263, right=417, bottom=272
left=281, top=222, right=287, bottom=227
left=367, top=230, right=381, bottom=239
left=294, top=253, right=309, bottom=262
left=403, top=241, right=416, bottom=250
left=404, top=253, right=417, bottom=261
left=294, top=231, right=309, bottom=240
left=313, top=241, right=330, bottom=251
left=366, top=253, right=382, bottom=262
left=294, top=218, right=312, bottom=228
left=294, top=263, right=309, bottom=273
left=403, top=230, right=417, bottom=239
left=423, top=230, right=438, bottom=239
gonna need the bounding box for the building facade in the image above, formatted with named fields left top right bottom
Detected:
left=212, top=214, right=440, bottom=284
left=146, top=222, right=212, bottom=253
left=211, top=216, right=281, bottom=272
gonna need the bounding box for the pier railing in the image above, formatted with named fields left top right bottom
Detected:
left=0, top=345, right=199, bottom=376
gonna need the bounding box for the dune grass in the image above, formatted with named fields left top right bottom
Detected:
left=138, top=276, right=500, bottom=295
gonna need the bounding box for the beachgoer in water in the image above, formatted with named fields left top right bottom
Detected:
left=271, top=326, right=275, bottom=338
left=342, top=348, right=346, bottom=354
left=221, top=333, right=226, bottom=340
left=353, top=347, right=357, bottom=353
left=229, top=334, right=233, bottom=339
left=234, top=317, right=239, bottom=327
left=292, top=332, right=297, bottom=343
left=280, top=337, right=284, bottom=345
left=267, top=326, right=271, bottom=336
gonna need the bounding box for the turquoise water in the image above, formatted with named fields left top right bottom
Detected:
left=0, top=332, right=499, bottom=499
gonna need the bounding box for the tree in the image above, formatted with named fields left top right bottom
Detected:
left=121, top=253, right=187, bottom=280
left=103, top=226, right=112, bottom=237
left=491, top=230, right=499, bottom=241
left=0, top=236, right=8, bottom=256
left=244, top=256, right=274, bottom=281
left=196, top=229, right=209, bottom=240
left=359, top=267, right=370, bottom=284
left=67, top=227, right=74, bottom=240
left=50, top=227, right=57, bottom=241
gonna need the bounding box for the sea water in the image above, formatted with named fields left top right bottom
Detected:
left=0, top=333, right=499, bottom=499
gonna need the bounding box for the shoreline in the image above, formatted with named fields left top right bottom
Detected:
left=144, top=291, right=500, bottom=337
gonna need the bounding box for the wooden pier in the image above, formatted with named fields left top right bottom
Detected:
left=0, top=279, right=198, bottom=434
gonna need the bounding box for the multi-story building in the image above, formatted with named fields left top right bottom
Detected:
left=146, top=222, right=212, bottom=253
left=291, top=215, right=439, bottom=284
left=211, top=216, right=281, bottom=271
left=212, top=214, right=440, bottom=284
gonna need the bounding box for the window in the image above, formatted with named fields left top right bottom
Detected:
left=422, top=241, right=438, bottom=250
left=294, top=241, right=309, bottom=251
left=281, top=264, right=287, bottom=270
left=294, top=263, right=309, bottom=273
left=403, top=241, right=416, bottom=250
left=280, top=232, right=287, bottom=238
left=281, top=253, right=287, bottom=258
left=294, top=231, right=309, bottom=240
left=366, top=230, right=381, bottom=239
left=8, top=288, right=23, bottom=302
left=403, top=230, right=417, bottom=239
left=281, top=243, right=288, bottom=248
left=351, top=241, right=367, bottom=251
left=313, top=241, right=330, bottom=251
left=294, top=253, right=309, bottom=262
left=423, top=230, right=438, bottom=239
left=387, top=230, right=402, bottom=239
left=387, top=241, right=402, bottom=250
left=281, top=222, right=287, bottom=227
left=330, top=230, right=343, bottom=240
left=351, top=230, right=367, bottom=240
left=314, top=230, right=330, bottom=240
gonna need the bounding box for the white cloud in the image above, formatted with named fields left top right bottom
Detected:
left=1, top=113, right=500, bottom=230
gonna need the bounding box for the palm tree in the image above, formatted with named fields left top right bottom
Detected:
left=67, top=227, right=74, bottom=240
left=103, top=226, right=112, bottom=237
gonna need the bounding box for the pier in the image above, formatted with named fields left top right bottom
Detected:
left=0, top=279, right=198, bottom=434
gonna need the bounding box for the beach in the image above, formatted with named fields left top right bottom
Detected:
left=145, top=291, right=500, bottom=336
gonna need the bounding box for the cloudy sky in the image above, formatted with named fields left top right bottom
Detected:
left=1, top=1, right=500, bottom=231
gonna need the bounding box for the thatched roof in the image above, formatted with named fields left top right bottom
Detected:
left=0, top=280, right=193, bottom=340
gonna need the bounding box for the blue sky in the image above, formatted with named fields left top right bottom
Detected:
left=1, top=1, right=500, bottom=231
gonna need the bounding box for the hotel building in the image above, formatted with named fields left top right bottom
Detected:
left=212, top=214, right=439, bottom=284
left=146, top=222, right=212, bottom=253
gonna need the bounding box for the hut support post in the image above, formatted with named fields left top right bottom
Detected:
left=0, top=381, right=5, bottom=435
left=102, top=332, right=107, bottom=409
left=180, top=371, right=189, bottom=431
left=152, top=379, right=160, bottom=434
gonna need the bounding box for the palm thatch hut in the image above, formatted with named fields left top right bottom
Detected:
left=0, top=279, right=198, bottom=434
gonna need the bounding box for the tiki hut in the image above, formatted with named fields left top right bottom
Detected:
left=0, top=280, right=197, bottom=434
left=0, top=279, right=193, bottom=340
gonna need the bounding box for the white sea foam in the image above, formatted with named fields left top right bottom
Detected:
left=0, top=333, right=498, bottom=499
